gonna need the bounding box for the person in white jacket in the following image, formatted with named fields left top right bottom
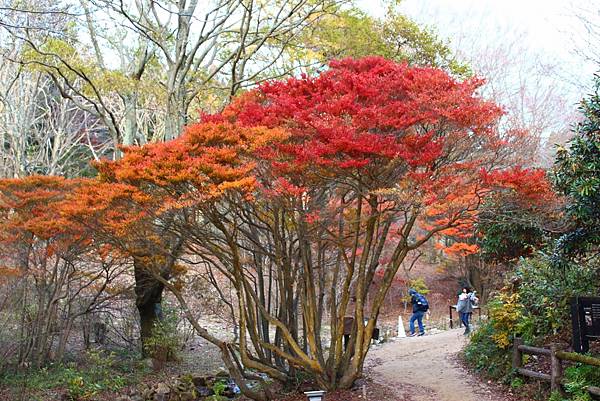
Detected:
left=456, top=287, right=478, bottom=335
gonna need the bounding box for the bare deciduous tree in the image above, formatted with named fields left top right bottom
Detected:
left=1, top=0, right=347, bottom=149
left=0, top=53, right=109, bottom=178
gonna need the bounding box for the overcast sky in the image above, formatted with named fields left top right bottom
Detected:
left=359, top=0, right=598, bottom=103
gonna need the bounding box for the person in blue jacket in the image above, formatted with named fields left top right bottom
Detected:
left=408, top=288, right=429, bottom=336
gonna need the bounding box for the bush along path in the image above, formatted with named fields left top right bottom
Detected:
left=367, top=328, right=519, bottom=401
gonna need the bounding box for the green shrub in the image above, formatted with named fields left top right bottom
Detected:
left=560, top=363, right=600, bottom=401
left=408, top=278, right=430, bottom=295
left=511, top=377, right=525, bottom=389
left=145, top=310, right=181, bottom=362
left=464, top=320, right=512, bottom=380
left=0, top=350, right=147, bottom=399
left=66, top=375, right=92, bottom=401
left=400, top=278, right=430, bottom=304
left=213, top=379, right=228, bottom=396
left=515, top=255, right=597, bottom=342
left=60, top=351, right=132, bottom=400
left=464, top=252, right=600, bottom=392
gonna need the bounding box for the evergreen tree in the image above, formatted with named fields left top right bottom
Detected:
left=554, top=74, right=600, bottom=255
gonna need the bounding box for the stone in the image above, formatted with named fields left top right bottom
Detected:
left=141, top=358, right=154, bottom=369
left=192, top=375, right=209, bottom=387
left=155, top=383, right=170, bottom=394
left=196, top=386, right=214, bottom=397
left=351, top=378, right=367, bottom=390
left=179, top=390, right=196, bottom=401
left=151, top=382, right=170, bottom=401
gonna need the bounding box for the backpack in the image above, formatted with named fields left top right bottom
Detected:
left=415, top=294, right=429, bottom=312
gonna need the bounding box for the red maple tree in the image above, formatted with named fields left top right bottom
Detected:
left=181, top=57, right=547, bottom=391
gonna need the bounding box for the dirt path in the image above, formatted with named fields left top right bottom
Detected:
left=367, top=328, right=512, bottom=401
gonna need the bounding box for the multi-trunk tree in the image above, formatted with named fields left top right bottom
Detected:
left=78, top=57, right=547, bottom=398
left=0, top=1, right=479, bottom=350
left=200, top=57, right=519, bottom=390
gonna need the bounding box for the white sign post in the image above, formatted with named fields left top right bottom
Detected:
left=304, top=390, right=326, bottom=401
left=397, top=315, right=406, bottom=338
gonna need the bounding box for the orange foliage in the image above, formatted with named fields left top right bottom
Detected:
left=95, top=122, right=288, bottom=205
left=0, top=176, right=87, bottom=246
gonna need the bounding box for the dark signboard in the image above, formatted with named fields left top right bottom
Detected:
left=342, top=316, right=380, bottom=351
left=571, top=296, right=600, bottom=353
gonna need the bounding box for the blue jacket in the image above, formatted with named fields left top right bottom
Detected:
left=409, top=289, right=427, bottom=313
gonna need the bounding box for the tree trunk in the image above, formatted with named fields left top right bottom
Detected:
left=122, top=93, right=138, bottom=146
left=137, top=294, right=162, bottom=355
left=164, top=86, right=186, bottom=140
left=466, top=255, right=484, bottom=298
left=134, top=258, right=165, bottom=356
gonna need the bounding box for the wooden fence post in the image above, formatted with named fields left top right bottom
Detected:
left=512, top=337, right=523, bottom=370
left=550, top=343, right=563, bottom=393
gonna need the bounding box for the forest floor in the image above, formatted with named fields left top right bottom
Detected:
left=366, top=328, right=521, bottom=401
left=1, top=326, right=525, bottom=401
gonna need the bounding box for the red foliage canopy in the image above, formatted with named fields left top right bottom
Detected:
left=208, top=57, right=523, bottom=232
left=213, top=57, right=501, bottom=175
left=95, top=122, right=288, bottom=209
left=0, top=57, right=558, bottom=393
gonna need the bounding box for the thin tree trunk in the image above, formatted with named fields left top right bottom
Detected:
left=122, top=93, right=138, bottom=146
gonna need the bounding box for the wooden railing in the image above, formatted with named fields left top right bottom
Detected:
left=512, top=337, right=600, bottom=396
left=448, top=305, right=482, bottom=329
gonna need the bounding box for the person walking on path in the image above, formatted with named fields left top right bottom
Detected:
left=408, top=288, right=429, bottom=336
left=456, top=287, right=478, bottom=335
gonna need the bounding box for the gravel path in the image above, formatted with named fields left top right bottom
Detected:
left=367, top=328, right=513, bottom=401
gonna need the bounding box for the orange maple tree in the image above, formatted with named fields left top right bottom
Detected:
left=0, top=176, right=132, bottom=366
left=57, top=122, right=287, bottom=361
